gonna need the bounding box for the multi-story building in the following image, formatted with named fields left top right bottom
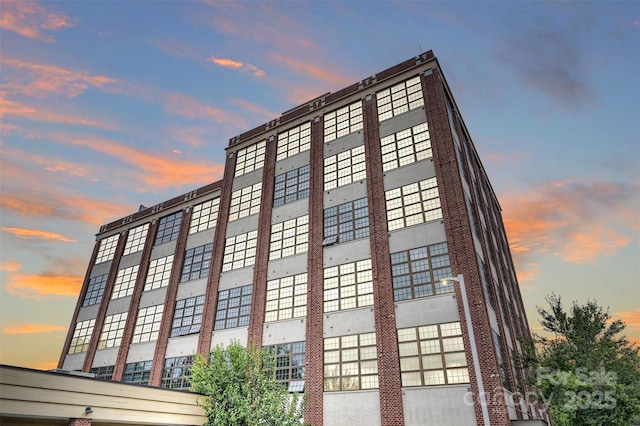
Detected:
left=58, top=51, right=550, bottom=426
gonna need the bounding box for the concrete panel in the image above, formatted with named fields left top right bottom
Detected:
left=225, top=214, right=259, bottom=238
left=165, top=334, right=199, bottom=359
left=323, top=131, right=364, bottom=158
left=267, top=254, right=308, bottom=280
left=324, top=390, right=381, bottom=426
left=262, top=318, right=306, bottom=346
left=150, top=240, right=177, bottom=259
left=119, top=251, right=143, bottom=269
left=324, top=307, right=375, bottom=338
left=394, top=295, right=460, bottom=329
left=77, top=304, right=99, bottom=322
left=139, top=287, right=167, bottom=309
left=382, top=159, right=435, bottom=190
left=184, top=228, right=215, bottom=250
left=323, top=180, right=368, bottom=208
left=126, top=342, right=157, bottom=363
left=90, top=262, right=110, bottom=279
left=176, top=280, right=207, bottom=301
left=92, top=347, right=118, bottom=367
left=402, top=385, right=476, bottom=426
left=61, top=353, right=84, bottom=371
left=323, top=239, right=371, bottom=268
left=387, top=222, right=447, bottom=254
left=274, top=150, right=310, bottom=175
left=211, top=327, right=248, bottom=348
left=378, top=107, right=428, bottom=139
left=106, top=297, right=131, bottom=316
left=271, top=199, right=309, bottom=223
left=219, top=267, right=256, bottom=291
left=230, top=167, right=263, bottom=192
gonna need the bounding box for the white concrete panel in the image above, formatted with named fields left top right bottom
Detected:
left=106, top=297, right=131, bottom=315
left=274, top=150, right=310, bottom=174
left=383, top=159, right=436, bottom=190
left=211, top=327, right=248, bottom=348
left=176, top=279, right=207, bottom=300
left=165, top=334, right=199, bottom=358
left=267, top=254, right=308, bottom=280
left=323, top=239, right=371, bottom=268
left=394, top=295, right=460, bottom=329
left=271, top=198, right=309, bottom=223
left=225, top=214, right=259, bottom=238
left=139, top=287, right=167, bottom=308
left=92, top=347, right=118, bottom=367
left=61, top=353, right=85, bottom=371
left=150, top=240, right=177, bottom=259
left=323, top=181, right=368, bottom=208
left=126, top=341, right=157, bottom=363
left=262, top=318, right=306, bottom=346
left=219, top=267, right=255, bottom=291
left=402, top=385, right=477, bottom=426
left=324, top=390, right=381, bottom=426
left=378, top=107, right=428, bottom=138
left=324, top=307, right=375, bottom=338
left=231, top=167, right=263, bottom=192
left=90, top=262, right=110, bottom=278
left=185, top=227, right=215, bottom=250
left=119, top=250, right=143, bottom=268
left=387, top=222, right=447, bottom=254
left=323, top=131, right=364, bottom=158
left=77, top=304, right=100, bottom=322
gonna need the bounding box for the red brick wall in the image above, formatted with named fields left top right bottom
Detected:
left=68, top=419, right=92, bottom=426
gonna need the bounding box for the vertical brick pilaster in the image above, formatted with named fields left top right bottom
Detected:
left=112, top=220, right=159, bottom=381
left=304, top=117, right=325, bottom=426
left=362, top=96, right=405, bottom=426
left=82, top=231, right=127, bottom=372
left=148, top=208, right=193, bottom=386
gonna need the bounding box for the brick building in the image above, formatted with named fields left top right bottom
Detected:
left=58, top=51, right=550, bottom=425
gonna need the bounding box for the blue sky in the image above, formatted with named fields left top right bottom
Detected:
left=1, top=0, right=638, bottom=369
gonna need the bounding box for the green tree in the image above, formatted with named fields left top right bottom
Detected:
left=520, top=294, right=640, bottom=426
left=190, top=340, right=306, bottom=426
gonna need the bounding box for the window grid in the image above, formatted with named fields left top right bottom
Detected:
left=144, top=255, right=174, bottom=291
left=111, top=265, right=140, bottom=299
left=68, top=319, right=95, bottom=354
left=214, top=285, right=252, bottom=330
left=97, top=312, right=128, bottom=349
left=123, top=223, right=149, bottom=255
left=265, top=341, right=306, bottom=392
left=381, top=122, right=431, bottom=172
left=324, top=145, right=366, bottom=190
left=265, top=273, right=307, bottom=322
left=180, top=243, right=213, bottom=282
left=155, top=211, right=182, bottom=245
left=269, top=215, right=309, bottom=260
left=82, top=274, right=108, bottom=307
left=95, top=234, right=119, bottom=264
left=276, top=122, right=311, bottom=161
left=235, top=141, right=266, bottom=177
left=324, top=332, right=378, bottom=391
left=323, top=259, right=373, bottom=312
left=91, top=365, right=114, bottom=380
left=376, top=76, right=424, bottom=122
left=323, top=198, right=369, bottom=245
left=390, top=242, right=453, bottom=301
left=189, top=198, right=220, bottom=234
left=397, top=322, right=469, bottom=387
left=324, top=101, right=363, bottom=142
left=131, top=304, right=164, bottom=343
left=222, top=231, right=258, bottom=272
left=386, top=178, right=442, bottom=231
left=273, top=165, right=310, bottom=207
left=123, top=360, right=152, bottom=385
left=161, top=356, right=194, bottom=389
left=228, top=183, right=262, bottom=221
left=170, top=295, right=205, bottom=337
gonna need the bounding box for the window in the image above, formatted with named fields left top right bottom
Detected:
left=123, top=223, right=149, bottom=255
left=380, top=122, right=431, bottom=171
left=180, top=243, right=213, bottom=282
left=144, top=255, right=174, bottom=291
left=390, top=243, right=453, bottom=301
left=265, top=273, right=307, bottom=322
left=376, top=76, right=424, bottom=122
left=155, top=211, right=182, bottom=245
left=235, top=141, right=266, bottom=177
left=170, top=295, right=205, bottom=337
left=324, top=332, right=378, bottom=391
left=324, top=145, right=366, bottom=190
left=397, top=322, right=469, bottom=387
left=324, top=101, right=363, bottom=142
left=95, top=234, right=119, bottom=264
left=91, top=365, right=114, bottom=380
left=111, top=265, right=140, bottom=299
left=131, top=304, right=164, bottom=343
left=123, top=360, right=152, bottom=385
left=323, top=259, right=373, bottom=312
left=269, top=215, right=309, bottom=260
left=68, top=319, right=95, bottom=354
left=190, top=198, right=220, bottom=234
left=228, top=183, right=262, bottom=222
left=385, top=178, right=442, bottom=231
left=98, top=312, right=128, bottom=349
left=214, top=285, right=252, bottom=330
left=265, top=341, right=306, bottom=392
left=273, top=165, right=310, bottom=207
left=161, top=356, right=193, bottom=389
left=82, top=274, right=108, bottom=307
left=276, top=122, right=311, bottom=161
left=323, top=198, right=369, bottom=245
left=222, top=230, right=258, bottom=272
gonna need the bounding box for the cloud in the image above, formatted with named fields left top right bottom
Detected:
left=231, top=98, right=279, bottom=121
left=0, top=259, right=21, bottom=272
left=162, top=92, right=247, bottom=128
left=209, top=57, right=266, bottom=77
left=0, top=0, right=75, bottom=42
left=617, top=308, right=640, bottom=330
left=5, top=271, right=82, bottom=299
left=2, top=323, right=67, bottom=335
left=1, top=227, right=76, bottom=243
left=268, top=53, right=351, bottom=88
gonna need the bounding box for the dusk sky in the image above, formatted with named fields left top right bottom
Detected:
left=1, top=1, right=638, bottom=370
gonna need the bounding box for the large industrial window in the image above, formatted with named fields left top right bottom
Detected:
left=190, top=198, right=220, bottom=234
left=68, top=319, right=95, bottom=354
left=144, top=255, right=173, bottom=291
left=265, top=273, right=307, bottom=322
left=397, top=322, right=469, bottom=387
left=170, top=295, right=205, bottom=337
left=131, top=304, right=164, bottom=343
left=222, top=230, right=258, bottom=272
left=111, top=265, right=139, bottom=299
left=161, top=356, right=193, bottom=389
left=214, top=285, right=253, bottom=330
left=385, top=178, right=442, bottom=231
left=323, top=259, right=373, bottom=312
left=155, top=211, right=182, bottom=245
left=324, top=145, right=366, bottom=191
left=123, top=360, right=152, bottom=385
left=324, top=332, right=378, bottom=391
left=91, top=365, right=114, bottom=380
left=390, top=242, right=453, bottom=301
left=95, top=234, right=119, bottom=264
left=323, top=197, right=369, bottom=246
left=273, top=165, right=310, bottom=207
left=324, top=101, right=363, bottom=142
left=97, top=312, right=128, bottom=349
left=376, top=76, right=424, bottom=122
left=265, top=341, right=306, bottom=392
left=380, top=122, right=431, bottom=171
left=82, top=274, right=108, bottom=307
left=276, top=122, right=311, bottom=161
left=180, top=243, right=213, bottom=282
left=228, top=183, right=262, bottom=221
left=235, top=141, right=266, bottom=177
left=269, top=215, right=309, bottom=260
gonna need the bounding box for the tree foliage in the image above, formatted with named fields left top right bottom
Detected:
left=191, top=341, right=306, bottom=426
left=520, top=294, right=640, bottom=426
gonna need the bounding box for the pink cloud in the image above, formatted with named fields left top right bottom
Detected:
left=210, top=57, right=266, bottom=77
left=1, top=227, right=76, bottom=243
left=0, top=259, right=21, bottom=272
left=0, top=0, right=75, bottom=42
left=163, top=92, right=247, bottom=128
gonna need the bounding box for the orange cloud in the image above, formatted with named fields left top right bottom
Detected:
left=2, top=323, right=67, bottom=335
left=1, top=227, right=75, bottom=243
left=268, top=53, right=351, bottom=88
left=0, top=0, right=75, bottom=42
left=0, top=259, right=21, bottom=272
left=617, top=308, right=640, bottom=330
left=5, top=271, right=82, bottom=299
left=210, top=57, right=266, bottom=77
